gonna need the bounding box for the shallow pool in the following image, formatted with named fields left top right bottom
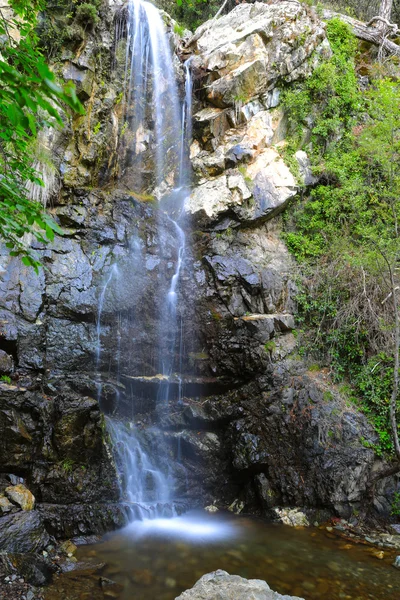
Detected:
left=46, top=511, right=400, bottom=600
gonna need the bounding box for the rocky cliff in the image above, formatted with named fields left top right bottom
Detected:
left=0, top=0, right=395, bottom=569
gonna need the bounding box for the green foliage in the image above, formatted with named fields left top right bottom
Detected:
left=391, top=491, right=400, bottom=516
left=354, top=355, right=397, bottom=455
left=171, top=0, right=223, bottom=30
left=282, top=19, right=359, bottom=159
left=75, top=3, right=99, bottom=28
left=61, top=458, right=74, bottom=473
left=173, top=22, right=185, bottom=37
left=0, top=1, right=84, bottom=270
left=38, top=0, right=102, bottom=58
left=264, top=340, right=277, bottom=353
left=282, top=18, right=400, bottom=457
left=0, top=375, right=11, bottom=384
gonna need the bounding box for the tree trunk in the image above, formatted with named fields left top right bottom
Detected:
left=322, top=10, right=400, bottom=57
left=379, top=0, right=393, bottom=20
left=389, top=261, right=400, bottom=460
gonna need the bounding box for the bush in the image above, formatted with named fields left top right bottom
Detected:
left=75, top=2, right=99, bottom=28
left=281, top=18, right=400, bottom=457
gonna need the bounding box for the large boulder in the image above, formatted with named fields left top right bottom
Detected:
left=175, top=570, right=304, bottom=600
left=189, top=1, right=330, bottom=108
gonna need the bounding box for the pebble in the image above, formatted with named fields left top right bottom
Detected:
left=393, top=555, right=400, bottom=569
left=165, top=577, right=176, bottom=588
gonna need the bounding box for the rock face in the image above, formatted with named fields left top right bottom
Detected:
left=175, top=570, right=305, bottom=600
left=184, top=0, right=331, bottom=231
left=190, top=2, right=329, bottom=108
left=0, top=0, right=395, bottom=564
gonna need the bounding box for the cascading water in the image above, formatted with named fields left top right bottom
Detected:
left=96, top=0, right=193, bottom=519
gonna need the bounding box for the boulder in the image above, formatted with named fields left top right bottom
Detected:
left=5, top=484, right=35, bottom=511
left=175, top=570, right=305, bottom=599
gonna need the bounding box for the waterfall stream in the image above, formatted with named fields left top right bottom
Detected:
left=96, top=0, right=192, bottom=519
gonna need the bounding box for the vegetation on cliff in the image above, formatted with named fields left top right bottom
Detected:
left=282, top=18, right=400, bottom=467
left=0, top=0, right=83, bottom=270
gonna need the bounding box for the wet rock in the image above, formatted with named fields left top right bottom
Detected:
left=1, top=552, right=55, bottom=586
left=59, top=540, right=77, bottom=556
left=100, top=576, right=124, bottom=597
left=0, top=511, right=51, bottom=553
left=5, top=484, right=35, bottom=511
left=37, top=503, right=128, bottom=539
left=175, top=570, right=305, bottom=599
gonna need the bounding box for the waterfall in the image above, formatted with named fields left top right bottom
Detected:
left=97, top=0, right=193, bottom=519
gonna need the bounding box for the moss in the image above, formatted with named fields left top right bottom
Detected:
left=264, top=340, right=277, bottom=353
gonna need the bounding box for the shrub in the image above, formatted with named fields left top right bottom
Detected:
left=75, top=3, right=99, bottom=28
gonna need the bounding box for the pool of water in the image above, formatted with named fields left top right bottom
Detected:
left=45, top=511, right=400, bottom=600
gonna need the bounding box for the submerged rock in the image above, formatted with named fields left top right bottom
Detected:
left=175, top=570, right=305, bottom=599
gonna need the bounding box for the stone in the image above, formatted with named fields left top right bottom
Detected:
left=0, top=494, right=14, bottom=515
left=204, top=505, right=218, bottom=513
left=59, top=540, right=77, bottom=556
left=0, top=553, right=55, bottom=586
left=62, top=62, right=95, bottom=102
left=393, top=556, right=400, bottom=568
left=295, top=151, right=317, bottom=186
left=185, top=176, right=239, bottom=226
left=5, top=485, right=35, bottom=511
left=175, top=570, right=305, bottom=599
left=0, top=350, right=13, bottom=374
left=274, top=508, right=310, bottom=527
left=228, top=499, right=244, bottom=514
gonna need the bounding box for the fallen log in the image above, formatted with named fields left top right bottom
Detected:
left=322, top=9, right=400, bottom=58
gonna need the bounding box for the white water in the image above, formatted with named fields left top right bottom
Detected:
left=100, top=0, right=193, bottom=518
left=124, top=511, right=238, bottom=542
